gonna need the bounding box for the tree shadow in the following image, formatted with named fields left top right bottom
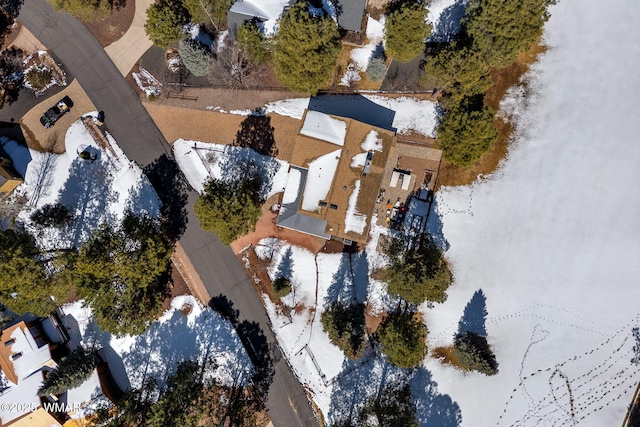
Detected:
left=410, top=367, right=462, bottom=426
left=325, top=253, right=356, bottom=306
left=350, top=251, right=369, bottom=304
left=208, top=294, right=240, bottom=324
left=143, top=154, right=188, bottom=243
left=236, top=320, right=274, bottom=409
left=425, top=198, right=450, bottom=251
left=429, top=0, right=469, bottom=43
left=233, top=114, right=278, bottom=158
left=272, top=246, right=294, bottom=280
left=328, top=357, right=404, bottom=425
left=216, top=145, right=281, bottom=201
left=207, top=295, right=274, bottom=407
left=125, top=176, right=161, bottom=218
left=56, top=156, right=118, bottom=247
left=457, top=289, right=488, bottom=337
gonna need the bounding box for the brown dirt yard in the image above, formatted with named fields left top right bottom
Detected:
left=81, top=0, right=135, bottom=47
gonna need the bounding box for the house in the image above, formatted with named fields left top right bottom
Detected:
left=227, top=0, right=294, bottom=39
left=277, top=110, right=441, bottom=245
left=0, top=315, right=105, bottom=426
left=0, top=146, right=22, bottom=200
left=227, top=0, right=367, bottom=39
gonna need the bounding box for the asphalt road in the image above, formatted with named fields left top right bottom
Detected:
left=18, top=2, right=318, bottom=425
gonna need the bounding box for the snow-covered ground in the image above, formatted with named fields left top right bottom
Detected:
left=16, top=116, right=159, bottom=250
left=424, top=1, right=640, bottom=426
left=172, top=139, right=289, bottom=199
left=252, top=2, right=640, bottom=426
left=61, top=296, right=252, bottom=399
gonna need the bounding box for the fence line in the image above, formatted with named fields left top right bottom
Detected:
left=165, top=81, right=435, bottom=95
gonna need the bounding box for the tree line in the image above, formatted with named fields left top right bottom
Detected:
left=0, top=207, right=173, bottom=336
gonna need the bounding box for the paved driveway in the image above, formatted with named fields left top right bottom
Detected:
left=17, top=2, right=319, bottom=425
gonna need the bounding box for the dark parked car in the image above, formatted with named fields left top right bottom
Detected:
left=40, top=96, right=73, bottom=128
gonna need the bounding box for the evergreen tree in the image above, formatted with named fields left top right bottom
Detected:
left=422, top=44, right=492, bottom=99
left=453, top=332, right=499, bottom=375
left=383, top=235, right=453, bottom=304
left=30, top=203, right=74, bottom=228
left=144, top=0, right=190, bottom=49
left=321, top=302, right=366, bottom=359
left=436, top=100, right=498, bottom=167
left=73, top=212, right=172, bottom=336
left=378, top=311, right=427, bottom=369
left=366, top=57, right=387, bottom=82
left=183, top=0, right=234, bottom=30
left=464, top=0, right=555, bottom=69
left=0, top=47, right=23, bottom=109
left=236, top=19, right=270, bottom=64
left=194, top=178, right=263, bottom=245
left=384, top=0, right=431, bottom=63
left=271, top=277, right=292, bottom=298
left=38, top=348, right=98, bottom=396
left=48, top=0, right=111, bottom=21
left=0, top=229, right=68, bottom=316
left=178, top=38, right=214, bottom=76
left=273, top=2, right=340, bottom=94
left=357, top=382, right=419, bottom=427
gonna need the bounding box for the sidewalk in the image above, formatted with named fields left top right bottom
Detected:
left=104, top=0, right=155, bottom=76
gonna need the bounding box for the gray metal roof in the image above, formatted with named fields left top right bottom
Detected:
left=276, top=166, right=331, bottom=239
left=336, top=0, right=366, bottom=31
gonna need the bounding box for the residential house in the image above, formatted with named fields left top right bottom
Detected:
left=0, top=146, right=22, bottom=199
left=227, top=0, right=367, bottom=39
left=277, top=110, right=442, bottom=245
left=0, top=314, right=104, bottom=427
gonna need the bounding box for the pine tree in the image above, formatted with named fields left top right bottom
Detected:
left=464, top=0, right=555, bottom=69
left=0, top=229, right=68, bottom=316
left=378, top=311, right=427, bottom=369
left=453, top=332, right=499, bottom=375
left=422, top=44, right=492, bottom=99
left=321, top=302, right=366, bottom=359
left=366, top=57, right=387, bottom=82
left=30, top=203, right=74, bottom=228
left=48, top=0, right=111, bottom=21
left=178, top=38, right=214, bottom=76
left=194, top=178, right=263, bottom=245
left=383, top=235, right=453, bottom=304
left=273, top=2, right=340, bottom=94
left=74, top=212, right=172, bottom=336
left=384, top=1, right=431, bottom=63
left=357, top=382, right=419, bottom=427
left=272, top=277, right=292, bottom=298
left=236, top=19, right=270, bottom=64
left=436, top=99, right=498, bottom=167
left=145, top=0, right=190, bottom=49
left=38, top=348, right=98, bottom=396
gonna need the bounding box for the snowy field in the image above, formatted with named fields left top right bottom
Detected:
left=60, top=296, right=252, bottom=410
left=425, top=1, right=640, bottom=426
left=15, top=116, right=159, bottom=250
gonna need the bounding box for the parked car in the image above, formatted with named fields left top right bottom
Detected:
left=40, top=96, right=73, bottom=128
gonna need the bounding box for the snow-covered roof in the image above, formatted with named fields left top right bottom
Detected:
left=301, top=149, right=342, bottom=212
left=300, top=111, right=348, bottom=147
left=228, top=0, right=292, bottom=36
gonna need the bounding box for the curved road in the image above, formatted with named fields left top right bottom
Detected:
left=18, top=2, right=318, bottom=426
